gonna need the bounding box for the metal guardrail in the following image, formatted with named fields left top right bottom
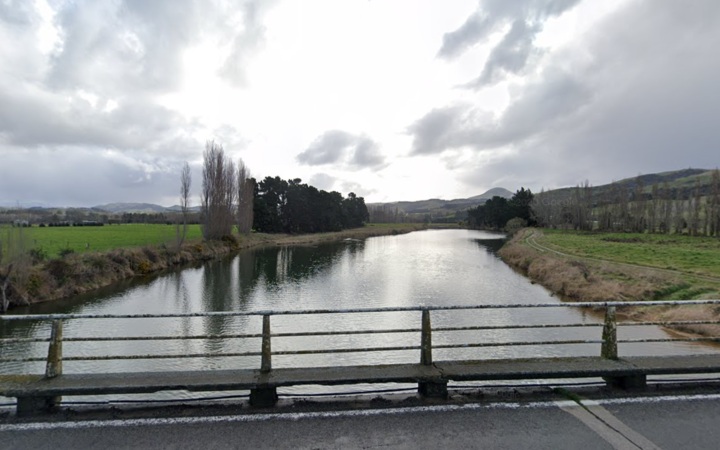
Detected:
left=2, top=300, right=720, bottom=375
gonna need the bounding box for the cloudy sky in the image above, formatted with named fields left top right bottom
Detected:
left=1, top=0, right=719, bottom=207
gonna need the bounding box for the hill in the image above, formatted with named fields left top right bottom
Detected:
left=368, top=188, right=513, bottom=217
left=541, top=168, right=713, bottom=203
left=92, top=203, right=171, bottom=214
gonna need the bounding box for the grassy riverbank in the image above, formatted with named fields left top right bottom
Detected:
left=2, top=223, right=427, bottom=309
left=500, top=229, right=720, bottom=336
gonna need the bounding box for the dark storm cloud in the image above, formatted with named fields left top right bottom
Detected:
left=297, top=130, right=386, bottom=170
left=0, top=86, right=199, bottom=152
left=297, top=130, right=355, bottom=165
left=0, top=148, right=186, bottom=207
left=408, top=68, right=591, bottom=156
left=438, top=0, right=580, bottom=87
left=469, top=19, right=539, bottom=87
left=443, top=0, right=720, bottom=192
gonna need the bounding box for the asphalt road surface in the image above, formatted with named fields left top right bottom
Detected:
left=3, top=392, right=720, bottom=449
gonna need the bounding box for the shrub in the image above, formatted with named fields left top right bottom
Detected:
left=142, top=246, right=159, bottom=263
left=137, top=260, right=151, bottom=275
left=26, top=274, right=43, bottom=297
left=59, top=248, right=75, bottom=258
left=221, top=234, right=240, bottom=250
left=505, top=217, right=528, bottom=237
left=47, top=259, right=73, bottom=284
left=29, top=247, right=48, bottom=264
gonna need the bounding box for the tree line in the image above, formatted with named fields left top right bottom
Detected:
left=466, top=188, right=535, bottom=230
left=253, top=177, right=369, bottom=233
left=532, top=169, right=720, bottom=236
left=193, top=141, right=369, bottom=241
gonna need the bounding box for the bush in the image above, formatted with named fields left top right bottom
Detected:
left=505, top=217, right=528, bottom=237
left=29, top=247, right=48, bottom=264
left=221, top=234, right=240, bottom=250
left=137, top=260, right=151, bottom=275
left=47, top=259, right=73, bottom=284
left=59, top=248, right=75, bottom=258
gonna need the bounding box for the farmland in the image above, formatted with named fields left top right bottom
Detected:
left=6, top=224, right=204, bottom=258
left=536, top=229, right=720, bottom=279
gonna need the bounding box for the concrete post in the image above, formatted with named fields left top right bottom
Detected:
left=421, top=309, right=432, bottom=366
left=418, top=309, right=447, bottom=398
left=19, top=320, right=65, bottom=415
left=45, top=320, right=63, bottom=378
left=251, top=314, right=278, bottom=407
left=261, top=315, right=272, bottom=372
left=601, top=306, right=618, bottom=360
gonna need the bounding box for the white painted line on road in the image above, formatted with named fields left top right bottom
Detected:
left=2, top=393, right=720, bottom=433
left=584, top=404, right=663, bottom=450
left=557, top=402, right=642, bottom=450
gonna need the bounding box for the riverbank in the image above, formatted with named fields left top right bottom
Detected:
left=499, top=229, right=720, bottom=336
left=3, top=224, right=428, bottom=310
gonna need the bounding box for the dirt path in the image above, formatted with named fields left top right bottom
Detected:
left=524, top=229, right=720, bottom=285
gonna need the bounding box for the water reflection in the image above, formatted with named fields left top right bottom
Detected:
left=2, top=230, right=719, bottom=382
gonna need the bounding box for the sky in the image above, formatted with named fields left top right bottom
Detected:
left=1, top=0, right=719, bottom=207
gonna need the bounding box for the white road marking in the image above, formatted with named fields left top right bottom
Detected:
left=558, top=402, right=643, bottom=450
left=584, top=404, right=662, bottom=450
left=1, top=393, right=719, bottom=433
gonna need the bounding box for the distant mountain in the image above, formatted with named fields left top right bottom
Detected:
left=368, top=188, right=513, bottom=217
left=466, top=187, right=514, bottom=202
left=93, top=203, right=170, bottom=214
left=92, top=203, right=203, bottom=214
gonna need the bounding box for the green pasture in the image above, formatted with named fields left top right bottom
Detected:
left=2, top=224, right=203, bottom=258
left=538, top=229, right=720, bottom=278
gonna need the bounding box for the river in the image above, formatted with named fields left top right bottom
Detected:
left=1, top=229, right=718, bottom=400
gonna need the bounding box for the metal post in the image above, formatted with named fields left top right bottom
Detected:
left=261, top=315, right=272, bottom=372
left=421, top=309, right=432, bottom=365
left=601, top=306, right=618, bottom=360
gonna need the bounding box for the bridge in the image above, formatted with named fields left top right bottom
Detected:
left=2, top=300, right=720, bottom=416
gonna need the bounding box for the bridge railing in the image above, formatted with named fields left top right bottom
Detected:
left=3, top=300, right=720, bottom=380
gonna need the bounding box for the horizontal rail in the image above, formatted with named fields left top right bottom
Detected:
left=619, top=338, right=720, bottom=344
left=0, top=324, right=608, bottom=344
left=0, top=339, right=608, bottom=363
left=433, top=339, right=604, bottom=349
left=618, top=321, right=720, bottom=327
left=3, top=300, right=720, bottom=321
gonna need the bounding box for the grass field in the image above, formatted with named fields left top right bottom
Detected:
left=3, top=224, right=204, bottom=258
left=537, top=229, right=720, bottom=279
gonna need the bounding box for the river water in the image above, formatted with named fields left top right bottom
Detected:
left=1, top=229, right=718, bottom=399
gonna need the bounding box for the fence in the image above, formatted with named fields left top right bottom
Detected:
left=2, top=300, right=720, bottom=413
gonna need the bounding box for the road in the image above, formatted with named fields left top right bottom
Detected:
left=3, top=391, right=720, bottom=449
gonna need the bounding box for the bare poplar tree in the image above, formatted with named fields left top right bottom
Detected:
left=661, top=182, right=672, bottom=234
left=709, top=169, right=720, bottom=237
left=674, top=188, right=686, bottom=234
left=175, top=162, right=192, bottom=249
left=649, top=182, right=659, bottom=233
left=690, top=179, right=702, bottom=236
left=236, top=159, right=255, bottom=235
left=200, top=141, right=237, bottom=240
left=632, top=176, right=646, bottom=233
